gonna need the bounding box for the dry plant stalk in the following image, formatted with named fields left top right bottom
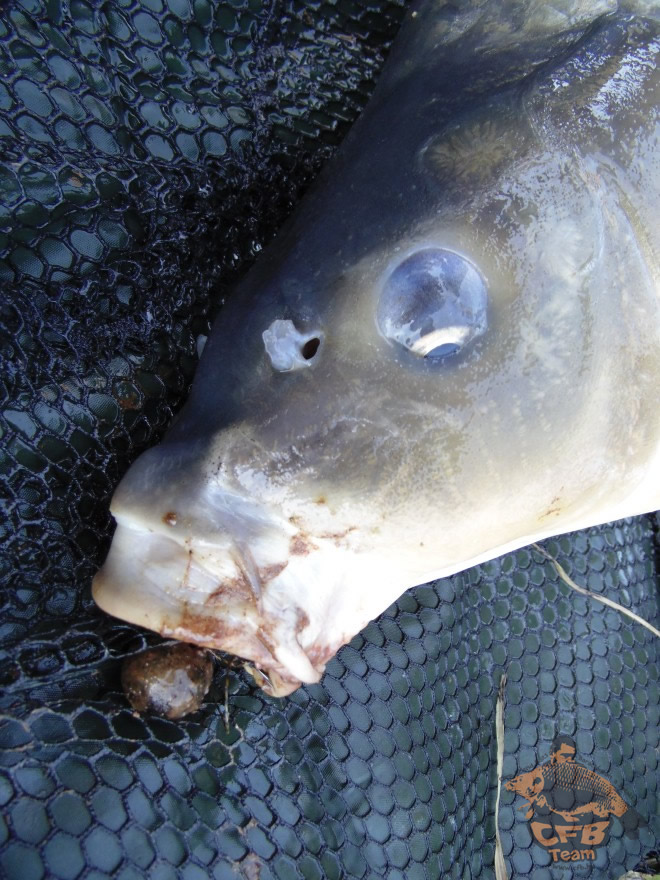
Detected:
left=532, top=544, right=660, bottom=639
left=495, top=672, right=509, bottom=880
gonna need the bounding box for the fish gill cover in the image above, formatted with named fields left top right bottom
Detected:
left=0, top=0, right=658, bottom=878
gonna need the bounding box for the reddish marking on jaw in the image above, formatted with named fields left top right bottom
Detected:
left=161, top=605, right=276, bottom=669
left=259, top=561, right=289, bottom=583
left=159, top=596, right=336, bottom=697
left=295, top=608, right=311, bottom=633
left=181, top=549, right=193, bottom=592
left=540, top=492, right=565, bottom=519
left=290, top=525, right=357, bottom=555
left=290, top=533, right=317, bottom=556
left=319, top=525, right=357, bottom=546
left=542, top=507, right=562, bottom=518
left=162, top=607, right=240, bottom=646
left=205, top=571, right=256, bottom=606
left=306, top=634, right=350, bottom=669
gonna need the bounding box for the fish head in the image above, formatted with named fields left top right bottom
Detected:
left=505, top=770, right=545, bottom=799
left=93, top=9, right=660, bottom=695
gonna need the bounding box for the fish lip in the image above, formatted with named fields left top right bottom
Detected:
left=92, top=514, right=329, bottom=696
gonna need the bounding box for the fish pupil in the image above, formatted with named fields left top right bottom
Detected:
left=425, top=342, right=461, bottom=359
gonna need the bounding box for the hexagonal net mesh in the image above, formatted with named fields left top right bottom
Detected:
left=0, top=0, right=658, bottom=878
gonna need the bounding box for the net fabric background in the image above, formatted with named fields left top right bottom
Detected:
left=0, top=0, right=658, bottom=878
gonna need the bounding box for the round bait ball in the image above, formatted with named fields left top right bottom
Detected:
left=121, top=643, right=214, bottom=719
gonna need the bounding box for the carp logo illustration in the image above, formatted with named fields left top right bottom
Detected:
left=505, top=735, right=647, bottom=864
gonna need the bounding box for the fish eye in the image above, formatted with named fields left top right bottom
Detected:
left=263, top=319, right=322, bottom=371
left=377, top=248, right=488, bottom=359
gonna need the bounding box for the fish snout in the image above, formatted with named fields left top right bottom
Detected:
left=92, top=445, right=358, bottom=695
left=92, top=511, right=326, bottom=696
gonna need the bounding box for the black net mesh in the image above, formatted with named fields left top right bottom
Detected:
left=0, top=0, right=658, bottom=878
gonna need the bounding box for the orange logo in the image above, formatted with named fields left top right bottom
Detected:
left=505, top=735, right=646, bottom=864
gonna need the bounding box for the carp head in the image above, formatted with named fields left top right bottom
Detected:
left=93, top=3, right=660, bottom=695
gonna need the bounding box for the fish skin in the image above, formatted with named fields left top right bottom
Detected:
left=93, top=0, right=660, bottom=696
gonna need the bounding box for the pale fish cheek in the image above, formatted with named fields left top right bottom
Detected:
left=539, top=218, right=595, bottom=282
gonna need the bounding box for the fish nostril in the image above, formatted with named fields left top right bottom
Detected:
left=301, top=337, right=320, bottom=360
left=263, top=319, right=323, bottom=371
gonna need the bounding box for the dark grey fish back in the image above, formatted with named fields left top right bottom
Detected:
left=0, top=0, right=658, bottom=878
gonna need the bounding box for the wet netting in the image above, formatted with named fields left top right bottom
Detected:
left=0, top=0, right=658, bottom=878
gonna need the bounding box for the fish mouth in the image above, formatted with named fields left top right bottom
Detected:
left=92, top=513, right=339, bottom=697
